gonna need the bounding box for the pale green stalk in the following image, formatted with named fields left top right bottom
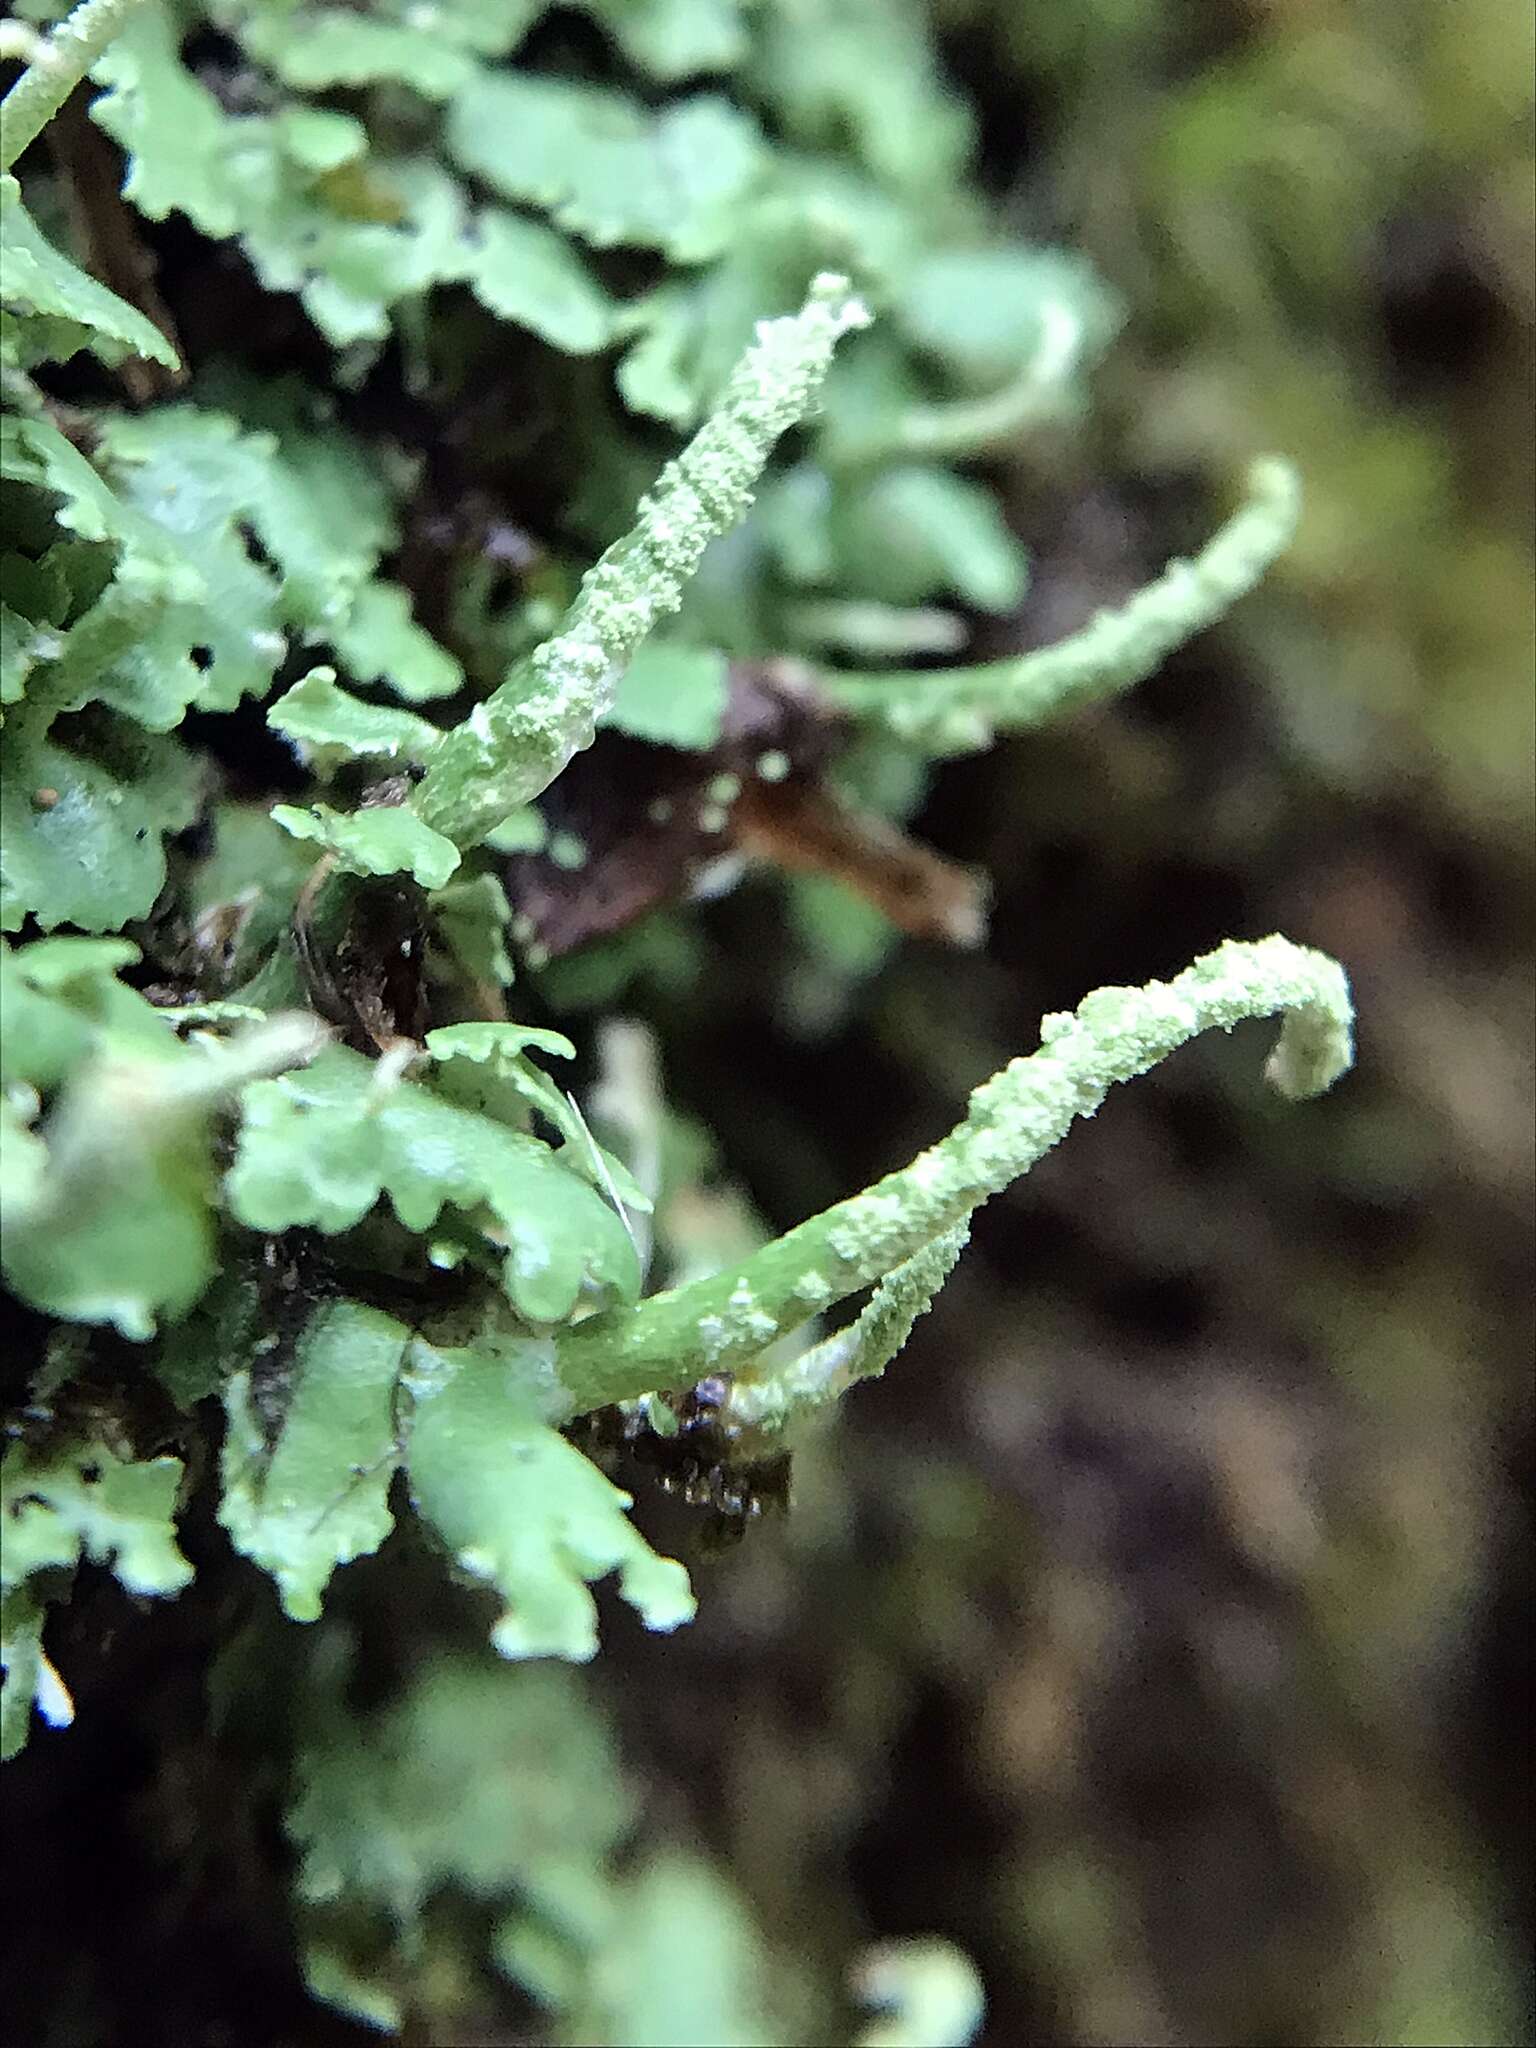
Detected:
left=834, top=296, right=1086, bottom=467
left=782, top=598, right=966, bottom=659
left=725, top=1222, right=969, bottom=1433
left=555, top=936, right=1352, bottom=1407
left=823, top=458, right=1300, bottom=754
left=411, top=274, right=870, bottom=851
left=0, top=0, right=147, bottom=172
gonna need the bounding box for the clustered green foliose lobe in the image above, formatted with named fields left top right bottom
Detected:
left=0, top=0, right=1352, bottom=1774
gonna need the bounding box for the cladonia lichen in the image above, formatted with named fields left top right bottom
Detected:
left=556, top=936, right=1353, bottom=1408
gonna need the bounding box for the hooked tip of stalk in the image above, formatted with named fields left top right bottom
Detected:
left=1243, top=455, right=1302, bottom=535
left=804, top=270, right=874, bottom=336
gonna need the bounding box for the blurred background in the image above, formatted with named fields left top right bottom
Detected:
left=5, top=1, right=1531, bottom=2043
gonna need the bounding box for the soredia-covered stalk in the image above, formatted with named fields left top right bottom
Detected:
left=824, top=458, right=1300, bottom=753
left=0, top=0, right=148, bottom=172
left=724, top=1223, right=971, bottom=1433
left=411, top=274, right=870, bottom=852
left=555, top=936, right=1353, bottom=1408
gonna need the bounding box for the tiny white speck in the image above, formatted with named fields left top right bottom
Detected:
left=35, top=1653, right=74, bottom=1730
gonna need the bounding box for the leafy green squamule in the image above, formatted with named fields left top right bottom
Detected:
left=2, top=1432, right=193, bottom=1758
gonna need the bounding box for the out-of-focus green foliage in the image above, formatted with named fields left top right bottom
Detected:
left=1, top=171, right=175, bottom=368
left=961, top=0, right=1534, bottom=850
left=0, top=936, right=323, bottom=1331
left=286, top=1645, right=816, bottom=2043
